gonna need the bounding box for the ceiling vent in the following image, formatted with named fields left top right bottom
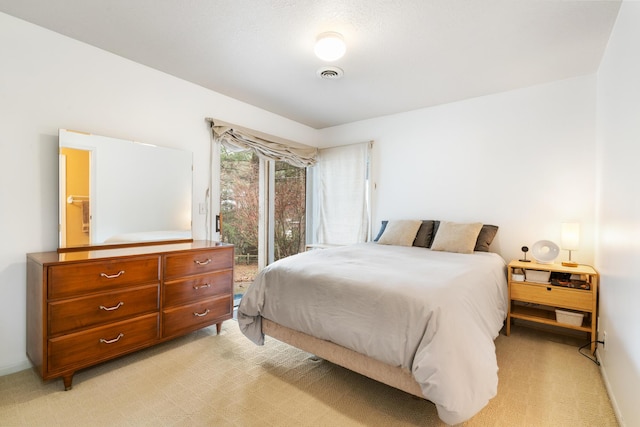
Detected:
left=317, top=66, right=344, bottom=80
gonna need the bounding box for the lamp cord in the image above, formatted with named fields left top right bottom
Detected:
left=579, top=340, right=604, bottom=366
left=563, top=264, right=603, bottom=367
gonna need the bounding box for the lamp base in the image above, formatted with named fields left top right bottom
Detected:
left=562, top=261, right=578, bottom=267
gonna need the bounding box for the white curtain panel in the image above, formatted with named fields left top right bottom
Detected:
left=314, top=142, right=371, bottom=245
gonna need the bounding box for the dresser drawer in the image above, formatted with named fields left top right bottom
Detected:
left=48, top=284, right=159, bottom=336
left=48, top=313, right=159, bottom=372
left=164, top=248, right=233, bottom=280
left=511, top=282, right=593, bottom=311
left=162, top=295, right=232, bottom=338
left=48, top=256, right=160, bottom=299
left=164, top=270, right=232, bottom=308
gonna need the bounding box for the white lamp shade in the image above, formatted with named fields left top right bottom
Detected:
left=561, top=222, right=580, bottom=251
left=314, top=32, right=346, bottom=61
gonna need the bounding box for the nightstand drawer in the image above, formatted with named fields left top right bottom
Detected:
left=511, top=282, right=592, bottom=311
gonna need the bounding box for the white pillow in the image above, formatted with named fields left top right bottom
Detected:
left=431, top=221, right=483, bottom=254
left=377, top=220, right=422, bottom=246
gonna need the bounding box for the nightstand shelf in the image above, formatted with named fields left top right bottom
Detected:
left=510, top=305, right=592, bottom=332
left=506, top=260, right=599, bottom=352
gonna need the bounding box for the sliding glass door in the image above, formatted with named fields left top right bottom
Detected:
left=219, top=147, right=306, bottom=303
left=274, top=160, right=306, bottom=261
left=219, top=147, right=260, bottom=302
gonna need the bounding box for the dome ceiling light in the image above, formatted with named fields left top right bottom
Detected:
left=314, top=32, right=346, bottom=62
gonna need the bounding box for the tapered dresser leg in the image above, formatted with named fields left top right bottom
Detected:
left=63, top=374, right=73, bottom=391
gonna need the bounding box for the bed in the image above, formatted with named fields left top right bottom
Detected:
left=238, top=221, right=508, bottom=425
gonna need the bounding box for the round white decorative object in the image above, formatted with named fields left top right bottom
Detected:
left=531, top=240, right=560, bottom=264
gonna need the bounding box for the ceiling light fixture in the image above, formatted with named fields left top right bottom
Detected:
left=314, top=32, right=346, bottom=62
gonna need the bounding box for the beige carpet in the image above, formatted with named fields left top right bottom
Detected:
left=0, top=322, right=617, bottom=426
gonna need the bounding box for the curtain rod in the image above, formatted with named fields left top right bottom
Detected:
left=318, top=140, right=374, bottom=150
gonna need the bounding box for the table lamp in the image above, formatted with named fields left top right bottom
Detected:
left=561, top=222, right=580, bottom=267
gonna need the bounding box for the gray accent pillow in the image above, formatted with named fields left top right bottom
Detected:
left=429, top=220, right=441, bottom=247
left=373, top=220, right=388, bottom=242
left=475, top=225, right=499, bottom=252
left=413, top=220, right=435, bottom=248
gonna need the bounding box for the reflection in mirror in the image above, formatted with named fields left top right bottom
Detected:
left=59, top=129, right=193, bottom=250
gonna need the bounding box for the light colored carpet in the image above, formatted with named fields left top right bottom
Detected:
left=0, top=322, right=617, bottom=426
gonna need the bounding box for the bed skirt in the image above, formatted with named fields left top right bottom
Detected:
left=262, top=317, right=424, bottom=399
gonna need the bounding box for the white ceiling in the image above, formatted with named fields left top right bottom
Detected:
left=0, top=0, right=621, bottom=129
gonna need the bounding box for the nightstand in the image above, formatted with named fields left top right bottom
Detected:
left=506, top=260, right=599, bottom=352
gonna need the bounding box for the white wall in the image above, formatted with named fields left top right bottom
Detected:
left=0, top=12, right=316, bottom=375
left=319, top=75, right=598, bottom=264
left=596, top=2, right=640, bottom=426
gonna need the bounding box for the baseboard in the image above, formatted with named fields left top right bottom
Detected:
left=0, top=359, right=32, bottom=377
left=597, top=349, right=625, bottom=426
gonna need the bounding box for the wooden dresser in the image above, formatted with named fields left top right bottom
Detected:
left=27, top=241, right=233, bottom=390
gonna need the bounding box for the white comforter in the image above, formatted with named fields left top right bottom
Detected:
left=238, top=243, right=508, bottom=425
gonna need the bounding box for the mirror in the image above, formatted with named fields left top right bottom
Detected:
left=59, top=129, right=193, bottom=250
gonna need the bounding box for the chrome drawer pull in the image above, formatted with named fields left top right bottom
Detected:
left=100, top=270, right=125, bottom=279
left=193, top=309, right=210, bottom=317
left=99, top=301, right=124, bottom=311
left=194, top=259, right=212, bottom=266
left=193, top=283, right=211, bottom=290
left=99, top=333, right=124, bottom=344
